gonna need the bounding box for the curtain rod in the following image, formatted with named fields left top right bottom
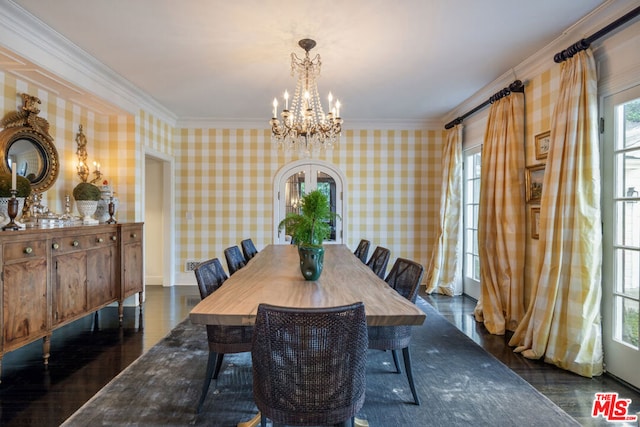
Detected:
left=444, top=80, right=524, bottom=130
left=554, top=5, right=640, bottom=63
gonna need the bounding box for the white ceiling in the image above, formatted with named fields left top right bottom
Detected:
left=5, top=0, right=608, bottom=127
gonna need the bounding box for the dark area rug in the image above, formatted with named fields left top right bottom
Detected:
left=62, top=297, right=579, bottom=426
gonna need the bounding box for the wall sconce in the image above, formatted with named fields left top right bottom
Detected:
left=75, top=124, right=103, bottom=184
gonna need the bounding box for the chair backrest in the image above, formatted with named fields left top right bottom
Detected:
left=194, top=258, right=228, bottom=299
left=384, top=257, right=424, bottom=303
left=224, top=245, right=246, bottom=275
left=240, top=238, right=258, bottom=261
left=366, top=246, right=391, bottom=279
left=252, top=302, right=368, bottom=426
left=353, top=239, right=370, bottom=263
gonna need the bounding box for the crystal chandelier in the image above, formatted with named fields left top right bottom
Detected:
left=270, top=39, right=343, bottom=156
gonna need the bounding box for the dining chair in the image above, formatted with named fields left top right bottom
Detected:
left=240, top=238, right=258, bottom=261
left=353, top=239, right=370, bottom=263
left=194, top=258, right=253, bottom=413
left=367, top=257, right=424, bottom=405
left=366, top=246, right=390, bottom=279
left=224, top=245, right=246, bottom=275
left=252, top=302, right=368, bottom=427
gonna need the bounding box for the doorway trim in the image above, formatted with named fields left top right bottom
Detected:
left=272, top=159, right=347, bottom=244
left=143, top=146, right=175, bottom=286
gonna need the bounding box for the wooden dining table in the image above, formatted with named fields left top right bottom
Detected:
left=189, top=244, right=426, bottom=327
left=189, top=244, right=426, bottom=427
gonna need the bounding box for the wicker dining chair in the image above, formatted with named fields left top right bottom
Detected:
left=241, top=238, right=258, bottom=261
left=368, top=257, right=424, bottom=405
left=224, top=245, right=246, bottom=275
left=252, top=302, right=368, bottom=427
left=194, top=258, right=253, bottom=413
left=353, top=239, right=370, bottom=263
left=366, top=246, right=390, bottom=279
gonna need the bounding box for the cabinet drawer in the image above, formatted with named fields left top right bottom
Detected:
left=3, top=240, right=46, bottom=261
left=122, top=228, right=142, bottom=243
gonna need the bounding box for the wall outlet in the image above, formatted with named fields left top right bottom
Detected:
left=184, top=260, right=201, bottom=272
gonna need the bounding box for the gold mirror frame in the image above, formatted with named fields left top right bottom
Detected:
left=0, top=94, right=59, bottom=193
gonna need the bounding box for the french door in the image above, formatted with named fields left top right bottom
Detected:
left=463, top=146, right=482, bottom=299
left=273, top=160, right=345, bottom=244
left=602, top=84, right=640, bottom=388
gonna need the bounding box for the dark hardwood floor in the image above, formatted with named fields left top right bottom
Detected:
left=0, top=286, right=638, bottom=426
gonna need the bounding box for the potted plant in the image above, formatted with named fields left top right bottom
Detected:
left=0, top=174, right=31, bottom=225
left=278, top=189, right=339, bottom=280
left=72, top=182, right=101, bottom=219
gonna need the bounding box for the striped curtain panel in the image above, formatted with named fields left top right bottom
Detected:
left=510, top=49, right=603, bottom=377
left=425, top=125, right=462, bottom=296
left=473, top=92, right=526, bottom=335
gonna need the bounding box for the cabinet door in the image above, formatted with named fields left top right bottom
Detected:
left=123, top=241, right=143, bottom=296
left=3, top=258, right=48, bottom=350
left=87, top=246, right=116, bottom=309
left=53, top=252, right=87, bottom=325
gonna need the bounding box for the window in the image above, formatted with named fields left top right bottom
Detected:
left=463, top=146, right=482, bottom=298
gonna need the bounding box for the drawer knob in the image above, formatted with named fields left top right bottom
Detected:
left=97, top=237, right=104, bottom=243
left=52, top=243, right=59, bottom=250
left=72, top=240, right=79, bottom=247
left=131, top=233, right=137, bottom=239
left=24, top=247, right=33, bottom=254
left=111, top=235, right=117, bottom=241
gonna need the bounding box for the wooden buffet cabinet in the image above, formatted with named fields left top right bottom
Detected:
left=0, top=222, right=143, bottom=379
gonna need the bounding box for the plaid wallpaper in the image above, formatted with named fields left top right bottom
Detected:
left=1, top=70, right=444, bottom=285
left=174, top=127, right=443, bottom=283
left=0, top=61, right=561, bottom=291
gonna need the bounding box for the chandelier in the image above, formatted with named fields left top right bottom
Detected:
left=270, top=39, right=343, bottom=155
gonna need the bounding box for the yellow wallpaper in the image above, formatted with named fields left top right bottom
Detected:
left=175, top=127, right=443, bottom=281
left=0, top=70, right=137, bottom=221
left=1, top=69, right=445, bottom=285
left=523, top=66, right=561, bottom=306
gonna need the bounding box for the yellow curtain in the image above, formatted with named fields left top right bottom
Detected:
left=426, top=125, right=462, bottom=296
left=509, top=49, right=602, bottom=377
left=473, top=92, right=526, bottom=335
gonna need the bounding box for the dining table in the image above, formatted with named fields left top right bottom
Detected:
left=190, top=243, right=426, bottom=327
left=189, top=243, right=427, bottom=427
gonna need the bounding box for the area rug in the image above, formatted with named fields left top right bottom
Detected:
left=62, top=297, right=579, bottom=426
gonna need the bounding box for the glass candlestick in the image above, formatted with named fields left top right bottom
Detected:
left=2, top=190, right=20, bottom=231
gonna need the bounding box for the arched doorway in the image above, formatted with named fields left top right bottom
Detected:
left=273, top=160, right=346, bottom=244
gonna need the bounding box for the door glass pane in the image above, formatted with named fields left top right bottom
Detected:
left=464, top=150, right=481, bottom=282
left=316, top=171, right=337, bottom=241
left=285, top=170, right=305, bottom=216
left=612, top=96, right=640, bottom=350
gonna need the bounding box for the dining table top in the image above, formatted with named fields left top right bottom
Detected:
left=189, top=244, right=426, bottom=327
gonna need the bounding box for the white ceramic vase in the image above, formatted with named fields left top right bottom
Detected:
left=75, top=200, right=98, bottom=219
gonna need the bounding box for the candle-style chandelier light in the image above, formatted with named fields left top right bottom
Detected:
left=270, top=39, right=343, bottom=156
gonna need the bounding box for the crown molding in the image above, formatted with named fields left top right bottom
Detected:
left=0, top=1, right=177, bottom=125
left=441, top=0, right=638, bottom=126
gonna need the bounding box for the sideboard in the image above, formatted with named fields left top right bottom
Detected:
left=0, top=222, right=143, bottom=380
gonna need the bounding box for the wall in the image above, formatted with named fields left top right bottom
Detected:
left=0, top=71, right=138, bottom=222
left=174, top=127, right=443, bottom=284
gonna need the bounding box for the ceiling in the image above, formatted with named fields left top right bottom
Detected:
left=6, top=0, right=607, bottom=127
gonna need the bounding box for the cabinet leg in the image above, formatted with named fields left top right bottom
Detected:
left=118, top=301, right=124, bottom=325
left=138, top=291, right=143, bottom=310
left=42, top=335, right=51, bottom=366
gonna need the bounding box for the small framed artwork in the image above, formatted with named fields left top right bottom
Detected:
left=535, top=131, right=551, bottom=160
left=530, top=206, right=540, bottom=239
left=526, top=164, right=545, bottom=203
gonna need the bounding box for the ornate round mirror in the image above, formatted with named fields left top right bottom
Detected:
left=0, top=128, right=59, bottom=193
left=0, top=94, right=59, bottom=193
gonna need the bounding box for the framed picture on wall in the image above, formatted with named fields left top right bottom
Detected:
left=526, top=164, right=545, bottom=203
left=530, top=206, right=540, bottom=239
left=535, top=131, right=551, bottom=160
